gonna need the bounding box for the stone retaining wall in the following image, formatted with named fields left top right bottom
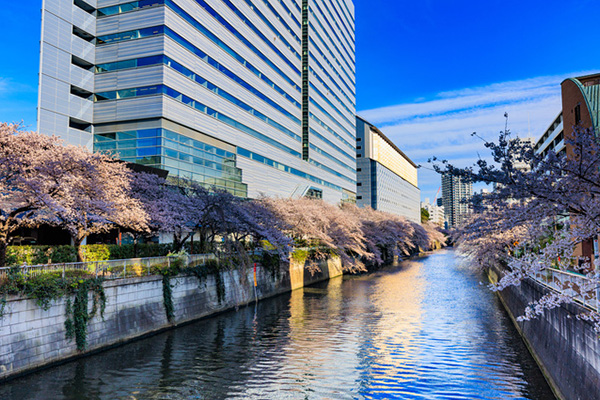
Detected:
left=0, top=257, right=343, bottom=381
left=489, top=266, right=600, bottom=400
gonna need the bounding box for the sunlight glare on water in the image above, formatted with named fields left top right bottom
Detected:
left=0, top=249, right=554, bottom=400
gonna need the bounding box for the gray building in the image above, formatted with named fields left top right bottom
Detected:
left=534, top=113, right=565, bottom=157
left=37, top=0, right=356, bottom=203
left=355, top=116, right=420, bottom=222
left=441, top=174, right=472, bottom=228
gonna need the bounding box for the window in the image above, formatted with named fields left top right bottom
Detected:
left=357, top=182, right=362, bottom=186
left=69, top=117, right=91, bottom=132
left=305, top=188, right=323, bottom=199
left=357, top=196, right=362, bottom=200
left=74, top=0, right=95, bottom=14
left=357, top=168, right=361, bottom=172
left=575, top=104, right=581, bottom=125
left=71, top=55, right=93, bottom=71
left=70, top=85, right=93, bottom=100
left=73, top=26, right=95, bottom=43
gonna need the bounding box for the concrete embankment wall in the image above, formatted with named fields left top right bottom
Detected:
left=488, top=266, right=600, bottom=400
left=0, top=258, right=343, bottom=381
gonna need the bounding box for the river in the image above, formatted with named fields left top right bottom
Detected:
left=0, top=249, right=555, bottom=399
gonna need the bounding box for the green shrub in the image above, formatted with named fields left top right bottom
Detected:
left=291, top=249, right=308, bottom=264
left=6, top=243, right=177, bottom=266
left=81, top=245, right=110, bottom=262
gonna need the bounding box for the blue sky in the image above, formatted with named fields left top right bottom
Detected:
left=1, top=1, right=600, bottom=200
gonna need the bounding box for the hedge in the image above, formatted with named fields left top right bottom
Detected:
left=5, top=242, right=208, bottom=266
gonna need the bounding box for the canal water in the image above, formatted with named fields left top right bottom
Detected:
left=0, top=249, right=555, bottom=399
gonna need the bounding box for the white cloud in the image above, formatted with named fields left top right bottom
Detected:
left=358, top=70, right=599, bottom=201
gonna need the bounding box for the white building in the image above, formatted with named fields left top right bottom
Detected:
left=355, top=116, right=420, bottom=222
left=37, top=0, right=357, bottom=203
left=421, top=198, right=444, bottom=227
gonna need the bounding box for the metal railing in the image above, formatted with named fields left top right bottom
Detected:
left=0, top=253, right=215, bottom=281
left=531, top=267, right=600, bottom=311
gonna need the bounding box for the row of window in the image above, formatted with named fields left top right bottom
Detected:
left=96, top=1, right=355, bottom=141
left=311, top=1, right=354, bottom=66
left=309, top=114, right=354, bottom=153
left=94, top=60, right=355, bottom=176
left=270, top=0, right=301, bottom=29
left=97, top=0, right=159, bottom=17
left=310, top=127, right=354, bottom=163
left=93, top=128, right=248, bottom=196
left=94, top=83, right=355, bottom=182
left=237, top=147, right=345, bottom=192
left=310, top=97, right=355, bottom=142
left=309, top=4, right=354, bottom=75
left=235, top=0, right=300, bottom=58
left=252, top=0, right=300, bottom=44
left=309, top=37, right=355, bottom=108
left=94, top=84, right=303, bottom=159
left=307, top=156, right=355, bottom=184
left=309, top=19, right=355, bottom=95
left=96, top=55, right=300, bottom=127
left=334, top=0, right=355, bottom=25
left=194, top=0, right=300, bottom=77
left=163, top=55, right=300, bottom=141
left=324, top=0, right=355, bottom=48
left=96, top=58, right=306, bottom=149
left=309, top=78, right=354, bottom=127
left=96, top=25, right=300, bottom=109
left=330, top=0, right=355, bottom=35
left=309, top=143, right=355, bottom=173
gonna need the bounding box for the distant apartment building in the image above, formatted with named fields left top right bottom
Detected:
left=355, top=116, right=420, bottom=222
left=421, top=198, right=444, bottom=227
left=441, top=174, right=472, bottom=228
left=534, top=113, right=564, bottom=156
left=37, top=0, right=357, bottom=203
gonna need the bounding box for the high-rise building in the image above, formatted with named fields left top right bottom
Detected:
left=37, top=0, right=356, bottom=203
left=355, top=116, right=420, bottom=222
left=441, top=174, right=472, bottom=228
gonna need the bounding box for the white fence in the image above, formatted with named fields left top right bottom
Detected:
left=531, top=267, right=600, bottom=311
left=0, top=253, right=215, bottom=281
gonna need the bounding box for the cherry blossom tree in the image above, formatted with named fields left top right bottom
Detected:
left=342, top=204, right=415, bottom=264
left=0, top=123, right=148, bottom=264
left=46, top=150, right=148, bottom=261
left=0, top=123, right=72, bottom=266
left=433, top=123, right=600, bottom=330
left=130, top=173, right=202, bottom=252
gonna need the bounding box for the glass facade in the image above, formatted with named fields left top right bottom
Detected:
left=39, top=0, right=356, bottom=203
left=94, top=128, right=248, bottom=197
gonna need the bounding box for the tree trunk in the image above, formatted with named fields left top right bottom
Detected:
left=0, top=236, right=7, bottom=268
left=172, top=234, right=182, bottom=252
left=74, top=236, right=85, bottom=262
left=133, top=234, right=139, bottom=258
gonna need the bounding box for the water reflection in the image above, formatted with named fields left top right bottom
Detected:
left=0, top=249, right=554, bottom=399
